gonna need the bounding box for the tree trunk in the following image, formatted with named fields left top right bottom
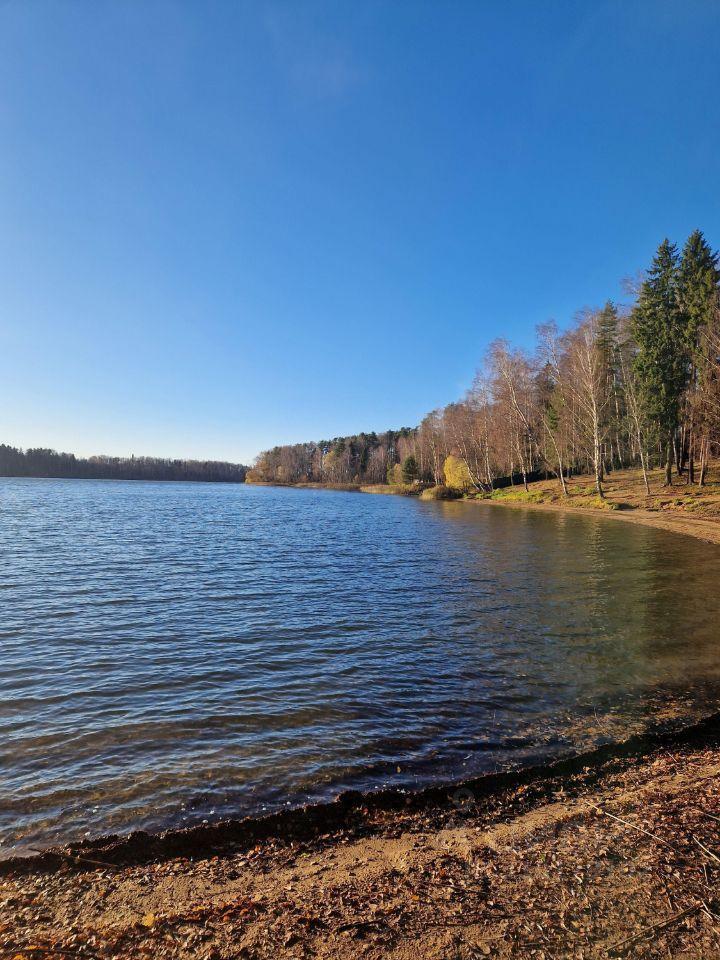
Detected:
left=699, top=438, right=707, bottom=486
left=516, top=438, right=529, bottom=491
left=639, top=449, right=651, bottom=496
left=594, top=431, right=604, bottom=498
left=664, top=433, right=673, bottom=486
left=688, top=432, right=695, bottom=485
left=676, top=427, right=685, bottom=477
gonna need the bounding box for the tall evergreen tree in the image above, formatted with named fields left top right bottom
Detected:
left=597, top=300, right=619, bottom=357
left=631, top=239, right=687, bottom=485
left=679, top=230, right=720, bottom=482
left=401, top=455, right=419, bottom=483
left=596, top=301, right=625, bottom=470
left=679, top=230, right=720, bottom=347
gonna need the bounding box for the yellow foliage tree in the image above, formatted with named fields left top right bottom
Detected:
left=387, top=463, right=404, bottom=485
left=443, top=455, right=473, bottom=492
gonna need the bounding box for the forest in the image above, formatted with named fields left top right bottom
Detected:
left=0, top=445, right=247, bottom=483
left=248, top=230, right=720, bottom=498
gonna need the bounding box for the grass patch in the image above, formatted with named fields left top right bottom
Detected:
left=419, top=485, right=462, bottom=501
left=485, top=486, right=619, bottom=511
left=490, top=488, right=552, bottom=504
left=360, top=483, right=420, bottom=496
left=572, top=495, right=619, bottom=510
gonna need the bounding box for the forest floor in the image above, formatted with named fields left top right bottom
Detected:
left=4, top=718, right=720, bottom=959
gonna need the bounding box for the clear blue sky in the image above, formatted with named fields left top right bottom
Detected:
left=1, top=1, right=719, bottom=464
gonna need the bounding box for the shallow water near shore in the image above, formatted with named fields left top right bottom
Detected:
left=2, top=477, right=720, bottom=858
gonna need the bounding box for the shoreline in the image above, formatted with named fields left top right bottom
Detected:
left=469, top=494, right=720, bottom=546
left=5, top=712, right=720, bottom=957
left=4, top=709, right=720, bottom=878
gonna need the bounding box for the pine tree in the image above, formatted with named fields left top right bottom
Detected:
left=631, top=239, right=687, bottom=485
left=596, top=301, right=624, bottom=471
left=401, top=455, right=419, bottom=483
left=679, top=230, right=720, bottom=483
left=679, top=230, right=720, bottom=347
left=597, top=300, right=619, bottom=358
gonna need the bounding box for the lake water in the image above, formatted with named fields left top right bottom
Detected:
left=2, top=478, right=720, bottom=857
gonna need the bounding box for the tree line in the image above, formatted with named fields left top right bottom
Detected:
left=250, top=230, right=720, bottom=497
left=247, top=428, right=419, bottom=486
left=0, top=445, right=247, bottom=483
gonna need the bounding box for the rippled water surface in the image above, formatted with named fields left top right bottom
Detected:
left=2, top=478, right=720, bottom=856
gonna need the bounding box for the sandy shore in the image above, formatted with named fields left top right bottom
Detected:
left=4, top=715, right=720, bottom=959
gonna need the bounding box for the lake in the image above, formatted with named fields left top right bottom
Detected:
left=2, top=477, right=720, bottom=857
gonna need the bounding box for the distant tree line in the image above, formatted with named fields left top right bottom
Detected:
left=247, top=428, right=418, bottom=486
left=250, top=230, right=720, bottom=497
left=0, top=445, right=247, bottom=483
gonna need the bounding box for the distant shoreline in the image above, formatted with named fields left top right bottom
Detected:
left=0, top=443, right=247, bottom=484
left=0, top=473, right=246, bottom=485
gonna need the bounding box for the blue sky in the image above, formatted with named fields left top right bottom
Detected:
left=1, top=1, right=719, bottom=464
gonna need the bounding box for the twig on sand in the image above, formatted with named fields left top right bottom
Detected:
left=607, top=903, right=703, bottom=952
left=701, top=900, right=720, bottom=932
left=590, top=805, right=682, bottom=854
left=596, top=804, right=720, bottom=869
left=693, top=836, right=720, bottom=865
left=696, top=808, right=720, bottom=826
